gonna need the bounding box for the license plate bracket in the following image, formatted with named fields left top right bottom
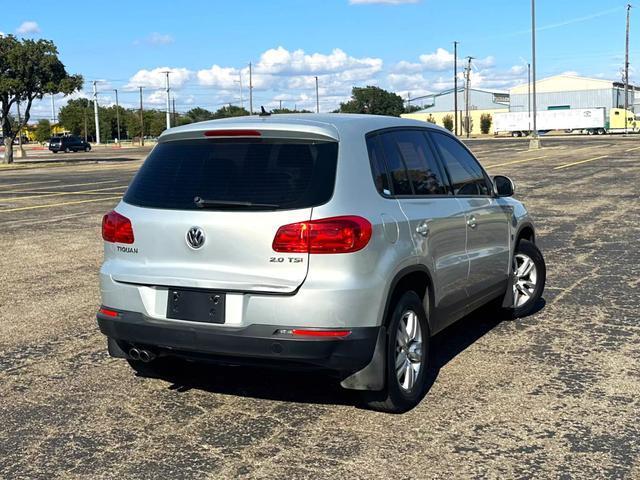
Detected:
left=166, top=289, right=226, bottom=324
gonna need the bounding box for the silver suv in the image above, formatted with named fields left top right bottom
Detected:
left=97, top=114, right=545, bottom=412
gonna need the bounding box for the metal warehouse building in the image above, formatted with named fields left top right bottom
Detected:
left=509, top=74, right=637, bottom=113
left=401, top=88, right=510, bottom=135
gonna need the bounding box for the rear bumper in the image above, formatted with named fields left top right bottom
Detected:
left=97, top=309, right=379, bottom=374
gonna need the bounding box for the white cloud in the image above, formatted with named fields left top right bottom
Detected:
left=149, top=32, right=173, bottom=45
left=125, top=67, right=193, bottom=90
left=197, top=65, right=243, bottom=89
left=419, top=48, right=455, bottom=71
left=16, top=21, right=40, bottom=35
left=254, top=47, right=382, bottom=77
left=350, top=0, right=419, bottom=4
left=135, top=32, right=174, bottom=46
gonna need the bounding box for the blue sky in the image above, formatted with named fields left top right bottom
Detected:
left=1, top=0, right=636, bottom=120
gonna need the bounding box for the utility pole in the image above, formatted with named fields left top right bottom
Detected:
left=249, top=62, right=253, bottom=115
left=238, top=72, right=244, bottom=109
left=407, top=92, right=411, bottom=111
left=528, top=63, right=531, bottom=132
left=114, top=89, right=121, bottom=145
left=315, top=76, right=320, bottom=113
left=173, top=97, right=177, bottom=126
left=279, top=100, right=283, bottom=110
left=139, top=86, right=145, bottom=147
left=625, top=4, right=632, bottom=135
left=530, top=0, right=540, bottom=149
left=164, top=71, right=171, bottom=129
left=93, top=80, right=101, bottom=145
left=50, top=94, right=56, bottom=123
left=84, top=108, right=88, bottom=142
left=464, top=56, right=473, bottom=138
left=453, top=41, right=459, bottom=136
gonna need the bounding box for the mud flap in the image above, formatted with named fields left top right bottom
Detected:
left=501, top=270, right=514, bottom=308
left=340, top=326, right=386, bottom=391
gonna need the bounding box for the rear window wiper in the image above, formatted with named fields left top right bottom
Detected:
left=193, top=196, right=280, bottom=209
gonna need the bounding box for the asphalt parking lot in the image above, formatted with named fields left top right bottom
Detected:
left=1, top=136, right=639, bottom=478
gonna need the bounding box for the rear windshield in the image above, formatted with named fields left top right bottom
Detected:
left=124, top=138, right=339, bottom=211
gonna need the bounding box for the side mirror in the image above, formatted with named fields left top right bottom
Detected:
left=493, top=175, right=515, bottom=197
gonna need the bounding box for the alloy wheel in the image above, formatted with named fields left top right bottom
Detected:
left=395, top=310, right=423, bottom=391
left=513, top=253, right=538, bottom=308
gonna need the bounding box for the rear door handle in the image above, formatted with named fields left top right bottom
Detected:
left=467, top=216, right=477, bottom=229
left=416, top=223, right=429, bottom=237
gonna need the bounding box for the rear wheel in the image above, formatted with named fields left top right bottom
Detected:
left=507, top=239, right=546, bottom=318
left=362, top=291, right=430, bottom=413
left=85, top=146, right=91, bottom=152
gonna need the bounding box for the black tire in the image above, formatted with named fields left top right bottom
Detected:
left=85, top=146, right=91, bottom=152
left=506, top=239, right=546, bottom=319
left=362, top=291, right=430, bottom=413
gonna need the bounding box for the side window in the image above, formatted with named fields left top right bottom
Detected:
left=378, top=133, right=412, bottom=195
left=391, top=130, right=448, bottom=195
left=366, top=136, right=391, bottom=195
left=430, top=132, right=491, bottom=196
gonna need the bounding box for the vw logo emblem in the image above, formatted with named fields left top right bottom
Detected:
left=186, top=226, right=205, bottom=250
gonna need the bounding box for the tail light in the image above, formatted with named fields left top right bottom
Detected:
left=102, top=210, right=134, bottom=244
left=273, top=216, right=372, bottom=254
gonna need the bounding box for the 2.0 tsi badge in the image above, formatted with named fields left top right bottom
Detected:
left=186, top=226, right=205, bottom=249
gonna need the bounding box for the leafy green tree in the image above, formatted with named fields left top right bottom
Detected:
left=0, top=35, right=82, bottom=163
left=148, top=110, right=167, bottom=137
left=271, top=108, right=312, bottom=114
left=480, top=113, right=492, bottom=134
left=338, top=86, right=405, bottom=117
left=58, top=98, right=93, bottom=138
left=184, top=107, right=215, bottom=123
left=213, top=105, right=249, bottom=119
left=404, top=104, right=422, bottom=114
left=34, top=119, right=51, bottom=142
left=442, top=114, right=454, bottom=132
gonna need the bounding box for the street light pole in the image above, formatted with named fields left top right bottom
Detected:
left=164, top=71, right=171, bottom=130
left=139, top=86, right=145, bottom=147
left=315, top=76, right=320, bottom=113
left=454, top=41, right=459, bottom=136
left=625, top=4, right=632, bottom=135
left=528, top=63, right=531, bottom=132
left=114, top=89, right=121, bottom=145
left=529, top=0, right=541, bottom=149
left=93, top=80, right=101, bottom=145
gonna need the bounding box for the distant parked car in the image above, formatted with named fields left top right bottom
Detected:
left=49, top=136, right=91, bottom=153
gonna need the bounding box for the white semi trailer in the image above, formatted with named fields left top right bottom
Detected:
left=494, top=107, right=638, bottom=136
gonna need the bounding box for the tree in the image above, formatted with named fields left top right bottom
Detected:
left=404, top=104, right=422, bottom=114
left=34, top=119, right=51, bottom=142
left=426, top=114, right=436, bottom=124
left=213, top=105, right=249, bottom=119
left=480, top=113, right=492, bottom=134
left=442, top=114, right=454, bottom=132
left=0, top=35, right=82, bottom=163
left=58, top=98, right=93, bottom=138
left=271, top=107, right=312, bottom=114
left=184, top=107, right=215, bottom=123
left=338, top=86, right=404, bottom=117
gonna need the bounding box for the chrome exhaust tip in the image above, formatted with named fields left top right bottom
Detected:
left=138, top=349, right=156, bottom=363
left=128, top=348, right=141, bottom=361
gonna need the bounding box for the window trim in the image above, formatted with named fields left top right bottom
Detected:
left=365, top=127, right=454, bottom=199
left=426, top=130, right=495, bottom=198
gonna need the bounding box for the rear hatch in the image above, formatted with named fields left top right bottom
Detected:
left=106, top=132, right=338, bottom=293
